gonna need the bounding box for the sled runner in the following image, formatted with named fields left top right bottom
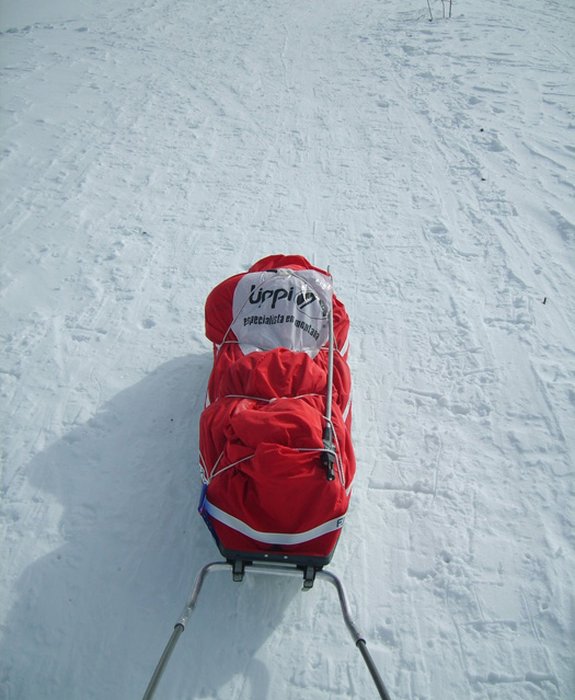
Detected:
left=142, top=256, right=391, bottom=699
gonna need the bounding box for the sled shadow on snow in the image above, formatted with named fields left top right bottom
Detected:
left=0, top=354, right=300, bottom=700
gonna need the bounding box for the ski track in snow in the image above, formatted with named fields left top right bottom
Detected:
left=1, top=0, right=574, bottom=698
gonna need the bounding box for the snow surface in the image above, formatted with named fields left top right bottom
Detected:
left=1, top=0, right=574, bottom=698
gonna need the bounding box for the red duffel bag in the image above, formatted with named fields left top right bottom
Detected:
left=199, top=255, right=355, bottom=566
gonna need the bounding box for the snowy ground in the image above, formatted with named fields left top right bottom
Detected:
left=1, top=0, right=574, bottom=698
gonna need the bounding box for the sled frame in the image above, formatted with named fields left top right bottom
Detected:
left=142, top=560, right=391, bottom=700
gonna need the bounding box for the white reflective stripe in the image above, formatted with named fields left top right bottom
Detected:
left=203, top=498, right=346, bottom=545
left=339, top=334, right=349, bottom=356
left=342, top=393, right=352, bottom=422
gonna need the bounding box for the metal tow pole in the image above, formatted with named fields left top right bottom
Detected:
left=321, top=302, right=337, bottom=480
left=142, top=562, right=228, bottom=700
left=142, top=561, right=392, bottom=700
left=317, top=570, right=392, bottom=700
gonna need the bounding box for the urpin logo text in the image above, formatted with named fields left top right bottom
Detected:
left=249, top=285, right=317, bottom=310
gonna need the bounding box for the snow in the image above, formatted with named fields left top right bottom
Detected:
left=1, top=0, right=574, bottom=697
